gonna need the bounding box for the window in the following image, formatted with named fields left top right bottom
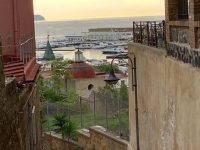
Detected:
left=178, top=0, right=188, bottom=19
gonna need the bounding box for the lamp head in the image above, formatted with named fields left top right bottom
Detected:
left=104, top=69, right=120, bottom=85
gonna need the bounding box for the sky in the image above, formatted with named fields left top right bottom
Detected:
left=33, top=0, right=164, bottom=21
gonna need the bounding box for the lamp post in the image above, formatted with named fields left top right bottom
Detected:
left=104, top=54, right=140, bottom=150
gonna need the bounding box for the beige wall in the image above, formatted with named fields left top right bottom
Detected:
left=128, top=43, right=200, bottom=150
left=77, top=126, right=128, bottom=150
left=68, top=77, right=106, bottom=98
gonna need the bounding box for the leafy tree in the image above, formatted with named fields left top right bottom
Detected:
left=51, top=60, right=73, bottom=79
left=52, top=114, right=68, bottom=139
left=93, top=64, right=122, bottom=73
left=63, top=120, right=77, bottom=150
left=98, top=84, right=118, bottom=98
left=119, top=84, right=129, bottom=101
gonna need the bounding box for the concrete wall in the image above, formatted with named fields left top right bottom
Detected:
left=43, top=132, right=78, bottom=150
left=0, top=73, right=42, bottom=149
left=128, top=43, right=200, bottom=150
left=68, top=77, right=106, bottom=98
left=77, top=126, right=129, bottom=150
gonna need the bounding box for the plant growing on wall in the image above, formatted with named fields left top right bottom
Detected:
left=52, top=114, right=68, bottom=139
left=63, top=120, right=77, bottom=150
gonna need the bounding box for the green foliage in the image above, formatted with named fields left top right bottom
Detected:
left=51, top=60, right=73, bottom=79
left=119, top=84, right=129, bottom=101
left=63, top=120, right=77, bottom=138
left=98, top=84, right=129, bottom=101
left=52, top=114, right=68, bottom=138
left=98, top=84, right=118, bottom=98
left=93, top=64, right=122, bottom=73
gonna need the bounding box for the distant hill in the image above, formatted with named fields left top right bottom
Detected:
left=34, top=15, right=45, bottom=21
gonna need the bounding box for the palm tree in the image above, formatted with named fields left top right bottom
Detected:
left=63, top=120, right=77, bottom=150
left=52, top=114, right=68, bottom=139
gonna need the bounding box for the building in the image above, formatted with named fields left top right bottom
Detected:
left=0, top=0, right=42, bottom=149
left=65, top=33, right=84, bottom=43
left=86, top=28, right=133, bottom=41
left=128, top=0, right=200, bottom=150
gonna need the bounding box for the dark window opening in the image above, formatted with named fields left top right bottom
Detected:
left=88, top=84, right=94, bottom=90
left=178, top=0, right=188, bottom=20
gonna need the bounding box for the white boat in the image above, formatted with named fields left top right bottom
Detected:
left=92, top=42, right=107, bottom=49
left=102, top=47, right=125, bottom=54
left=107, top=42, right=127, bottom=48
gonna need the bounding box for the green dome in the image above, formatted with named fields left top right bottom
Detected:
left=43, top=41, right=55, bottom=60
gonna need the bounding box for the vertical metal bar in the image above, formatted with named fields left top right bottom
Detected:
left=118, top=98, right=121, bottom=136
left=28, top=103, right=33, bottom=150
left=67, top=105, right=70, bottom=121
left=47, top=101, right=50, bottom=131
left=154, top=21, right=158, bottom=48
left=56, top=103, right=58, bottom=115
left=80, top=97, right=83, bottom=128
left=26, top=43, right=28, bottom=64
left=147, top=21, right=150, bottom=46
left=19, top=39, right=22, bottom=60
left=29, top=40, right=31, bottom=61
left=133, top=21, right=135, bottom=42
left=140, top=21, right=142, bottom=44
left=105, top=97, right=108, bottom=130
left=94, top=92, right=96, bottom=125
left=133, top=56, right=140, bottom=150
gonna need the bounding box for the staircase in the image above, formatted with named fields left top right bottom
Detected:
left=3, top=61, right=24, bottom=81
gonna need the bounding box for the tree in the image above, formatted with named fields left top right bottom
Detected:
left=52, top=114, right=68, bottom=139
left=63, top=120, right=77, bottom=150
left=119, top=84, right=129, bottom=101
left=93, top=64, right=122, bottom=73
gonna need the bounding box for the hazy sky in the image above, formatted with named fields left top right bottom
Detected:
left=33, top=0, right=164, bottom=21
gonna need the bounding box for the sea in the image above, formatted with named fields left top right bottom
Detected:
left=35, top=15, right=164, bottom=60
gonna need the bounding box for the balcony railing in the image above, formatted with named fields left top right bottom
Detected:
left=133, top=20, right=166, bottom=49
left=19, top=32, right=35, bottom=64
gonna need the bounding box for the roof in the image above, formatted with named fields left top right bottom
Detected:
left=65, top=33, right=83, bottom=37
left=43, top=41, right=55, bottom=60
left=69, top=62, right=96, bottom=79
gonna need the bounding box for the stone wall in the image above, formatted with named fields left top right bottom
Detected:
left=128, top=43, right=200, bottom=150
left=165, top=0, right=200, bottom=48
left=0, top=72, right=42, bottom=149
left=77, top=126, right=128, bottom=150
left=43, top=132, right=78, bottom=150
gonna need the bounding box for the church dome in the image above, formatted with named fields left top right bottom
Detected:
left=69, top=62, right=96, bottom=79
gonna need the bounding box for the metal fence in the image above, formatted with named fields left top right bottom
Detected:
left=42, top=91, right=129, bottom=140
left=133, top=20, right=166, bottom=49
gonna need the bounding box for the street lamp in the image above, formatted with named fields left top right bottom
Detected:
left=104, top=53, right=140, bottom=150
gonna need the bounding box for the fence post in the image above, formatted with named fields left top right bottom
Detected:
left=140, top=21, right=142, bottom=44
left=94, top=92, right=96, bottom=125
left=147, top=21, right=149, bottom=46
left=80, top=97, right=83, bottom=128
left=154, top=21, right=158, bottom=48
left=105, top=97, right=108, bottom=130
left=118, top=98, right=121, bottom=136
left=47, top=101, right=50, bottom=131
left=56, top=103, right=59, bottom=115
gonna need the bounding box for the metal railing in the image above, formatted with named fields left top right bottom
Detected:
left=19, top=32, right=35, bottom=64
left=42, top=91, right=129, bottom=141
left=133, top=20, right=166, bottom=48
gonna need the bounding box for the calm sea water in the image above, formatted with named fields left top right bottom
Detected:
left=35, top=16, right=164, bottom=60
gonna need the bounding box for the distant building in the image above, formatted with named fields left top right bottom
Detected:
left=86, top=28, right=133, bottom=41
left=65, top=33, right=84, bottom=42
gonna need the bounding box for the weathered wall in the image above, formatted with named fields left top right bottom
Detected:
left=43, top=132, right=78, bottom=150
left=0, top=0, right=35, bottom=56
left=68, top=77, right=106, bottom=98
left=0, top=74, right=42, bottom=150
left=128, top=43, right=200, bottom=150
left=77, top=126, right=128, bottom=150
